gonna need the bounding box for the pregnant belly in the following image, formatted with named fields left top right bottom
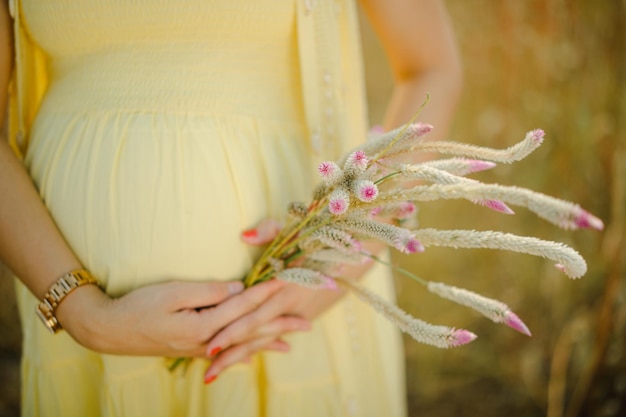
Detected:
left=25, top=110, right=311, bottom=296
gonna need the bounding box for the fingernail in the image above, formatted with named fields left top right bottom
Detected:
left=228, top=281, right=245, bottom=295
left=209, top=346, right=222, bottom=356
left=204, top=374, right=218, bottom=385
left=241, top=229, right=258, bottom=239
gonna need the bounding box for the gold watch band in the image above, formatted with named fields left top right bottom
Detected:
left=35, top=269, right=99, bottom=334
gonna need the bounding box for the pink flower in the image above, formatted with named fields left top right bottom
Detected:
left=467, top=159, right=497, bottom=173
left=318, top=161, right=334, bottom=176
left=328, top=188, right=350, bottom=215
left=529, top=129, right=545, bottom=144
left=574, top=210, right=604, bottom=230
left=404, top=238, right=425, bottom=254
left=478, top=199, right=515, bottom=215
left=318, top=161, right=342, bottom=184
left=503, top=311, right=532, bottom=336
left=354, top=180, right=379, bottom=202
left=449, top=329, right=478, bottom=347
left=410, top=122, right=434, bottom=137
left=395, top=230, right=423, bottom=254
left=345, top=150, right=369, bottom=171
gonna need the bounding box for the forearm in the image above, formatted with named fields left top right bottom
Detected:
left=0, top=138, right=85, bottom=298
left=384, top=69, right=462, bottom=142
left=362, top=0, right=463, bottom=146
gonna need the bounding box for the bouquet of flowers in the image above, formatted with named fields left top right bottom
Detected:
left=240, top=119, right=603, bottom=348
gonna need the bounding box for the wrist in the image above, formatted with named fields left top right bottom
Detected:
left=54, top=283, right=111, bottom=351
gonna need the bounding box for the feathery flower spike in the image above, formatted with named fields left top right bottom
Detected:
left=345, top=150, right=369, bottom=172
left=412, top=228, right=587, bottom=278
left=276, top=268, right=337, bottom=289
left=336, top=277, right=477, bottom=348
left=415, top=128, right=545, bottom=163
left=339, top=122, right=433, bottom=166
left=372, top=182, right=599, bottom=231
left=340, top=217, right=422, bottom=254
left=307, top=249, right=368, bottom=265
left=353, top=180, right=379, bottom=202
left=417, top=158, right=497, bottom=176
left=318, top=161, right=343, bottom=185
left=302, top=226, right=362, bottom=254
left=427, top=282, right=531, bottom=336
left=328, top=187, right=350, bottom=215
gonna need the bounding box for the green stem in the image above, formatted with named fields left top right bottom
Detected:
left=364, top=252, right=428, bottom=286
left=374, top=170, right=402, bottom=185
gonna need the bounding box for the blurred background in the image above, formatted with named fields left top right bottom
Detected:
left=1, top=1, right=624, bottom=416
left=361, top=1, right=625, bottom=417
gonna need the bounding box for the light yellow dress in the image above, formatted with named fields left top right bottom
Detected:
left=9, top=1, right=406, bottom=416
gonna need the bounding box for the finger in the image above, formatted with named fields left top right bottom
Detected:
left=167, top=280, right=245, bottom=310
left=264, top=339, right=290, bottom=352
left=241, top=218, right=281, bottom=246
left=197, top=279, right=286, bottom=339
left=203, top=337, right=290, bottom=384
left=206, top=315, right=310, bottom=357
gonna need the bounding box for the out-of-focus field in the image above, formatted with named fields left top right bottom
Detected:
left=361, top=1, right=625, bottom=417
left=1, top=1, right=624, bottom=416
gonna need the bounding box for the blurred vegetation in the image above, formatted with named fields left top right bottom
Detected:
left=361, top=1, right=625, bottom=416
left=1, top=1, right=624, bottom=416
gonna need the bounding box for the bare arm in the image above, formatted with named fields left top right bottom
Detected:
left=0, top=2, right=85, bottom=301
left=361, top=0, right=462, bottom=140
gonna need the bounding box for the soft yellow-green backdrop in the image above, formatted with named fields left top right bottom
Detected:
left=360, top=1, right=624, bottom=417
left=1, top=1, right=624, bottom=416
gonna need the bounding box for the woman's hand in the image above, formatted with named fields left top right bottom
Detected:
left=55, top=278, right=310, bottom=358
left=201, top=282, right=346, bottom=383
left=201, top=228, right=384, bottom=383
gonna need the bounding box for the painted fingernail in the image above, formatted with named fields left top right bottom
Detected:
left=241, top=229, right=258, bottom=239
left=209, top=346, right=222, bottom=356
left=204, top=374, right=218, bottom=385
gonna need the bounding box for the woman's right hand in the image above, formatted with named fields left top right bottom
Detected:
left=54, top=278, right=309, bottom=358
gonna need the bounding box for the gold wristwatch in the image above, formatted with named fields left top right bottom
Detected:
left=36, top=269, right=99, bottom=334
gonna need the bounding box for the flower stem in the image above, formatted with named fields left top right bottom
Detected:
left=364, top=252, right=428, bottom=286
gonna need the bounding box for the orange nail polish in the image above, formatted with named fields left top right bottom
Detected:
left=209, top=346, right=222, bottom=356
left=204, top=374, right=218, bottom=385
left=242, top=229, right=258, bottom=238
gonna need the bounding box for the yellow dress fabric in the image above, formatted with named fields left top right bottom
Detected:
left=11, top=1, right=407, bottom=416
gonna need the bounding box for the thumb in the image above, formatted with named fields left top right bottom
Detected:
left=168, top=280, right=245, bottom=310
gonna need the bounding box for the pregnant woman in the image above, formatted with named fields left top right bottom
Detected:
left=0, top=1, right=461, bottom=416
